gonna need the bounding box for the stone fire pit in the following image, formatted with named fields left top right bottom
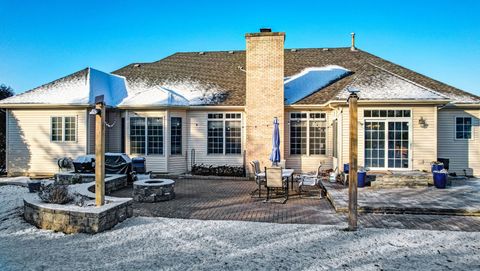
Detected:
left=133, top=179, right=175, bottom=202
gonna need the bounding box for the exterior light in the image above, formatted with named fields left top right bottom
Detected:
left=89, top=108, right=101, bottom=116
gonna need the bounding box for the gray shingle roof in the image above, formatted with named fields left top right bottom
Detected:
left=113, top=48, right=480, bottom=105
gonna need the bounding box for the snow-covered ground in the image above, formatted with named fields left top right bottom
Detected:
left=0, top=185, right=479, bottom=271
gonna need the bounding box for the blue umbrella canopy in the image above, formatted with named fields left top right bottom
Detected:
left=269, top=117, right=281, bottom=166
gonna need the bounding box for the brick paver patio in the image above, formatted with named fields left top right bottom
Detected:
left=111, top=178, right=480, bottom=232
left=325, top=179, right=480, bottom=216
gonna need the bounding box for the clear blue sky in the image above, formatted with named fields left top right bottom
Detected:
left=0, top=0, right=479, bottom=95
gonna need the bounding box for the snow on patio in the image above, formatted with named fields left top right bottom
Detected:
left=1, top=185, right=479, bottom=270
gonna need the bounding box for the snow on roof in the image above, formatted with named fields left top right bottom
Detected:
left=0, top=68, right=90, bottom=105
left=335, top=67, right=449, bottom=101
left=0, top=68, right=227, bottom=107
left=0, top=68, right=128, bottom=106
left=284, top=66, right=350, bottom=104
left=118, top=79, right=226, bottom=106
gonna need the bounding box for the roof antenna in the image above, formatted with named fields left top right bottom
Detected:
left=351, top=32, right=356, bottom=51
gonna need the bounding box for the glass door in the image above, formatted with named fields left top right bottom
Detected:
left=364, top=121, right=386, bottom=168
left=387, top=121, right=409, bottom=169
left=365, top=120, right=410, bottom=169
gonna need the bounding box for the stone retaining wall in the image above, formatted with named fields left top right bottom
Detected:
left=24, top=174, right=132, bottom=234
left=24, top=198, right=132, bottom=234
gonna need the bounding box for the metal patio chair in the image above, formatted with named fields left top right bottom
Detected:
left=298, top=163, right=327, bottom=198
left=250, top=160, right=265, bottom=197
left=264, top=167, right=288, bottom=204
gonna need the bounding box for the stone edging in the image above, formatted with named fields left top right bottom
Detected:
left=325, top=188, right=480, bottom=217
left=23, top=174, right=133, bottom=234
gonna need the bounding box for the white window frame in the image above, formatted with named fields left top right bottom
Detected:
left=207, top=112, right=242, bottom=155
left=129, top=116, right=165, bottom=156
left=362, top=108, right=413, bottom=170
left=289, top=112, right=327, bottom=156
left=51, top=116, right=78, bottom=142
left=455, top=116, right=473, bottom=140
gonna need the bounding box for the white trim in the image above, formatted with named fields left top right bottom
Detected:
left=454, top=116, right=474, bottom=141
left=362, top=108, right=413, bottom=170
left=50, top=115, right=78, bottom=143
left=288, top=111, right=327, bottom=156
left=206, top=112, right=243, bottom=156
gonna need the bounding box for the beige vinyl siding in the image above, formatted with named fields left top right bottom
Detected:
left=438, top=108, right=480, bottom=176
left=88, top=110, right=123, bottom=154
left=105, top=110, right=123, bottom=153
left=284, top=109, right=333, bottom=173
left=168, top=110, right=187, bottom=174
left=411, top=106, right=437, bottom=171
left=186, top=110, right=244, bottom=171
left=339, top=105, right=437, bottom=171
left=7, top=109, right=87, bottom=176
left=125, top=110, right=167, bottom=173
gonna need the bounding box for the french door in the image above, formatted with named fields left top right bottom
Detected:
left=365, top=120, right=410, bottom=169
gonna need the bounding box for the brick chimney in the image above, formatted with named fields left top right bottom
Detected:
left=245, top=29, right=285, bottom=173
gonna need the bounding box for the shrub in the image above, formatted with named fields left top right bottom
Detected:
left=38, top=183, right=73, bottom=204
left=191, top=164, right=245, bottom=177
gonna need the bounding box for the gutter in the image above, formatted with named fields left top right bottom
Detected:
left=117, top=105, right=245, bottom=110
left=0, top=104, right=91, bottom=109
left=328, top=99, right=451, bottom=106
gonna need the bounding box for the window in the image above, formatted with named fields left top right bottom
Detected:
left=147, top=118, right=163, bottom=155
left=207, top=113, right=242, bottom=154
left=64, top=117, right=76, bottom=141
left=290, top=112, right=326, bottom=155
left=364, top=109, right=411, bottom=118
left=51, top=116, right=76, bottom=142
left=130, top=117, right=146, bottom=155
left=129, top=117, right=164, bottom=155
left=51, top=117, right=63, bottom=141
left=456, top=117, right=472, bottom=139
left=170, top=117, right=182, bottom=155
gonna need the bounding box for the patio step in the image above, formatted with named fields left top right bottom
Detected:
left=371, top=173, right=431, bottom=189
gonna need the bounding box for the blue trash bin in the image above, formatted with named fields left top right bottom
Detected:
left=431, top=163, right=444, bottom=172
left=358, top=171, right=367, bottom=187
left=344, top=163, right=350, bottom=174
left=433, top=171, right=447, bottom=189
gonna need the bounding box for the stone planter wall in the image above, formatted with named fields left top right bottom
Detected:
left=23, top=174, right=131, bottom=234
left=24, top=198, right=132, bottom=234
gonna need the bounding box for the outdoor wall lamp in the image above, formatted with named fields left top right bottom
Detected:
left=419, top=116, right=426, bottom=127
left=89, top=108, right=102, bottom=116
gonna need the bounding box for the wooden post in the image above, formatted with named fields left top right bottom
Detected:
left=348, top=91, right=359, bottom=230
left=95, top=96, right=105, bottom=206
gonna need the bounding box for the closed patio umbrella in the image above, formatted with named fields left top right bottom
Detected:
left=269, top=117, right=281, bottom=166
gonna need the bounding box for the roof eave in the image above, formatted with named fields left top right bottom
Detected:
left=0, top=103, right=91, bottom=109
left=328, top=99, right=451, bottom=105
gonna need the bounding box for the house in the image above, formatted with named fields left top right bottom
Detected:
left=1, top=29, right=479, bottom=177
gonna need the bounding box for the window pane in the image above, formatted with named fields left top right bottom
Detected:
left=51, top=117, right=63, bottom=141
left=208, top=121, right=223, bottom=154
left=130, top=117, right=146, bottom=154
left=147, top=117, right=163, bottom=155
left=64, top=117, right=76, bottom=141
left=364, top=110, right=371, bottom=117
left=170, top=117, right=182, bottom=155
left=456, top=117, right=473, bottom=139
left=309, top=120, right=326, bottom=155
left=290, top=120, right=307, bottom=155
left=225, top=121, right=241, bottom=154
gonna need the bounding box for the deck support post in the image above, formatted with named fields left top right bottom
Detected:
left=94, top=95, right=106, bottom=206
left=348, top=91, right=359, bottom=230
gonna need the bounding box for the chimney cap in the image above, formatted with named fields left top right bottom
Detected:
left=260, top=28, right=272, bottom=33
